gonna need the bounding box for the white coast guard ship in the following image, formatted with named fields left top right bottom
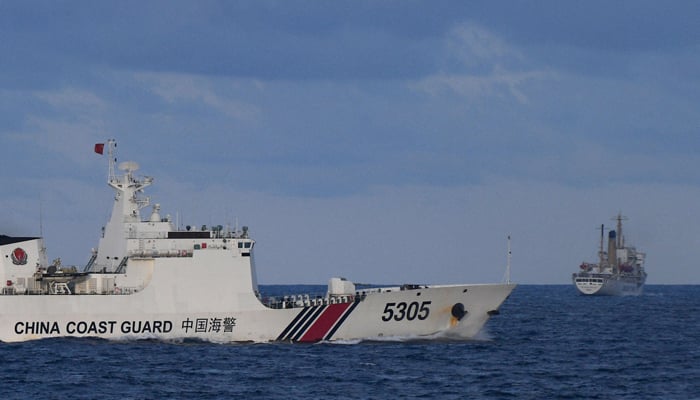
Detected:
left=572, top=214, right=647, bottom=296
left=0, top=140, right=515, bottom=343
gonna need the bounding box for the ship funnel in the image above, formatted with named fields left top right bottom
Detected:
left=608, top=230, right=617, bottom=268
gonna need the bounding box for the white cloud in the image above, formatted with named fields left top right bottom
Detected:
left=5, top=87, right=110, bottom=167
left=448, top=24, right=517, bottom=66
left=134, top=72, right=261, bottom=121
left=412, top=23, right=553, bottom=104
left=33, top=87, right=106, bottom=110
left=414, top=67, right=548, bottom=104
left=14, top=116, right=106, bottom=167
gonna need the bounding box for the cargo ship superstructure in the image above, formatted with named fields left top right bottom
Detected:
left=1, top=140, right=515, bottom=343
left=573, top=214, right=646, bottom=296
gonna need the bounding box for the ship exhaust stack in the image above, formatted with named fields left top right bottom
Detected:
left=608, top=230, right=617, bottom=270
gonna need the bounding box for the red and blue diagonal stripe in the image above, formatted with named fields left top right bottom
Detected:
left=277, top=301, right=359, bottom=342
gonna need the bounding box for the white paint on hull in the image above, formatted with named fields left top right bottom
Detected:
left=1, top=140, right=516, bottom=343
left=573, top=273, right=645, bottom=296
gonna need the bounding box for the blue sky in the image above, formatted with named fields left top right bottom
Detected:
left=1, top=1, right=699, bottom=284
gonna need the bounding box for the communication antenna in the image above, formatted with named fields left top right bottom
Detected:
left=599, top=224, right=605, bottom=266
left=39, top=196, right=44, bottom=238
left=503, top=235, right=512, bottom=284
left=38, top=197, right=47, bottom=261
left=613, top=212, right=627, bottom=249
left=107, top=139, right=117, bottom=183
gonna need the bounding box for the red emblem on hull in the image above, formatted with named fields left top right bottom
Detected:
left=11, top=247, right=28, bottom=265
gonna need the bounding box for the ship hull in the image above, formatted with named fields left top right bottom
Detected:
left=572, top=273, right=645, bottom=296
left=1, top=283, right=515, bottom=343
left=1, top=140, right=517, bottom=344
left=573, top=214, right=647, bottom=297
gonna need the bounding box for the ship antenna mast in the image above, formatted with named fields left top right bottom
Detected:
left=504, top=235, right=512, bottom=284
left=107, top=139, right=117, bottom=184
left=599, top=224, right=604, bottom=266
left=39, top=196, right=44, bottom=238
left=614, top=212, right=627, bottom=249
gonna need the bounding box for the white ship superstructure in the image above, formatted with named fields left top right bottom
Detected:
left=1, top=140, right=515, bottom=343
left=572, top=214, right=646, bottom=296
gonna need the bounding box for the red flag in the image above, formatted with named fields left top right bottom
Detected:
left=94, top=143, right=105, bottom=154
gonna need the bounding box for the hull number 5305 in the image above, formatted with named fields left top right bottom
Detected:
left=381, top=301, right=432, bottom=322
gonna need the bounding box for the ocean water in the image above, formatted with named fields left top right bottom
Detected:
left=1, top=285, right=698, bottom=399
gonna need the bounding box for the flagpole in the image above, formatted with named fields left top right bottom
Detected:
left=505, top=235, right=511, bottom=284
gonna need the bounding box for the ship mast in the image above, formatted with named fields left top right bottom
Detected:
left=615, top=213, right=627, bottom=249
left=503, top=235, right=511, bottom=284
left=92, top=140, right=154, bottom=272
left=105, top=139, right=118, bottom=184
left=599, top=224, right=604, bottom=267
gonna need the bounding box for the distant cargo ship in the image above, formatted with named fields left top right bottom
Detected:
left=572, top=214, right=647, bottom=296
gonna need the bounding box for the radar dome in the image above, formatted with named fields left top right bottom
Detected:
left=118, top=161, right=140, bottom=172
